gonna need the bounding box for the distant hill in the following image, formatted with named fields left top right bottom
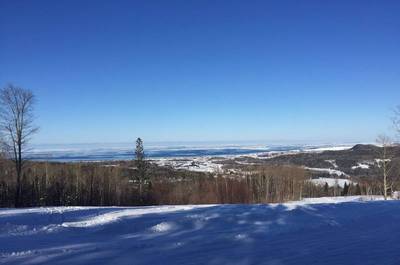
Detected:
left=234, top=144, right=400, bottom=179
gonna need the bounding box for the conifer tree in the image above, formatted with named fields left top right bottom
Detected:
left=342, top=182, right=349, bottom=196
left=135, top=138, right=148, bottom=199
left=324, top=182, right=329, bottom=195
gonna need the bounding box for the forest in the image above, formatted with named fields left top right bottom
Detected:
left=0, top=157, right=388, bottom=207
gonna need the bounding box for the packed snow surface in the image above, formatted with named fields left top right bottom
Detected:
left=1, top=196, right=399, bottom=265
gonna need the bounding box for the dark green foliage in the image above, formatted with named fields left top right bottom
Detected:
left=134, top=138, right=149, bottom=203
left=324, top=182, right=329, bottom=195
left=135, top=138, right=145, bottom=161
left=135, top=138, right=147, bottom=179
left=342, top=182, right=349, bottom=196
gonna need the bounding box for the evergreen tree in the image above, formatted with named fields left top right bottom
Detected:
left=135, top=138, right=145, bottom=162
left=135, top=138, right=148, bottom=199
left=324, top=182, right=329, bottom=195
left=342, top=182, right=349, bottom=196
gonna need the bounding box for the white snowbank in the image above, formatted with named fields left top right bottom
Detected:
left=282, top=196, right=384, bottom=211
left=299, top=195, right=384, bottom=203
left=0, top=206, right=99, bottom=217
left=60, top=205, right=213, bottom=228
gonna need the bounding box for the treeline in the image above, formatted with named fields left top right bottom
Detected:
left=154, top=165, right=380, bottom=205
left=0, top=159, right=206, bottom=207
left=0, top=159, right=387, bottom=207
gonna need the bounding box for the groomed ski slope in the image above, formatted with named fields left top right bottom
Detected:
left=1, top=196, right=399, bottom=265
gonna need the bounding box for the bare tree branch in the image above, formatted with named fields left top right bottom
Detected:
left=0, top=84, right=39, bottom=207
left=376, top=134, right=394, bottom=200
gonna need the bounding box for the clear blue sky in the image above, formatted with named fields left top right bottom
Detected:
left=1, top=0, right=399, bottom=144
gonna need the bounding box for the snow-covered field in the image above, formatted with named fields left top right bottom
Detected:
left=154, top=157, right=223, bottom=173
left=309, top=177, right=354, bottom=188
left=304, top=167, right=349, bottom=177
left=1, top=196, right=399, bottom=265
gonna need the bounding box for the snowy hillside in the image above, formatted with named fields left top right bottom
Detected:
left=1, top=196, right=399, bottom=265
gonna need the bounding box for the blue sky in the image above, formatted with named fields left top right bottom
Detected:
left=1, top=0, right=399, bottom=144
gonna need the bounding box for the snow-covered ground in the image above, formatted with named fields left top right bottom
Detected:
left=310, top=177, right=354, bottom=188
left=1, top=196, right=399, bottom=265
left=325, top=159, right=338, bottom=168
left=304, top=167, right=349, bottom=177
left=153, top=157, right=223, bottom=173
left=351, top=162, right=371, bottom=170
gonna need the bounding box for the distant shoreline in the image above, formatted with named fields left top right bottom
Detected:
left=24, top=143, right=357, bottom=163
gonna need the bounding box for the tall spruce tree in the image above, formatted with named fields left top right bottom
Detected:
left=135, top=138, right=147, bottom=199
left=324, top=182, right=329, bottom=195
left=342, top=182, right=349, bottom=196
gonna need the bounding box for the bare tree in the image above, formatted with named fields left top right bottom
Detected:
left=0, top=133, right=6, bottom=158
left=376, top=134, right=393, bottom=200
left=0, top=84, right=38, bottom=207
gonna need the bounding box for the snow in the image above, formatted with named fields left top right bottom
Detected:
left=325, top=159, right=338, bottom=168
left=375, top=158, right=391, bottom=166
left=309, top=177, right=354, bottom=188
left=392, top=191, right=400, bottom=199
left=283, top=195, right=385, bottom=210
left=154, top=157, right=223, bottom=173
left=351, top=163, right=370, bottom=170
left=152, top=144, right=355, bottom=173
left=303, top=145, right=353, bottom=152
left=1, top=196, right=399, bottom=265
left=150, top=222, right=174, bottom=233
left=0, top=207, right=99, bottom=217
left=305, top=167, right=349, bottom=177
left=60, top=205, right=211, bottom=228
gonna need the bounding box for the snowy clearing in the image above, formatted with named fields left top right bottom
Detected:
left=304, top=167, right=349, bottom=177
left=309, top=177, right=354, bottom=188
left=1, top=196, right=399, bottom=265
left=302, top=145, right=353, bottom=152
left=154, top=157, right=223, bottom=173
left=325, top=159, right=338, bottom=168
